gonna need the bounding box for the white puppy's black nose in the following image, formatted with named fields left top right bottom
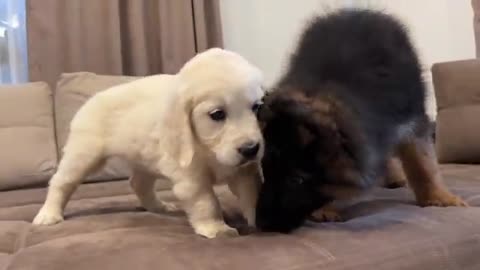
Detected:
left=238, top=142, right=260, bottom=159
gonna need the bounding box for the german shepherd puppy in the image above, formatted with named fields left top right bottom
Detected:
left=255, top=9, right=467, bottom=233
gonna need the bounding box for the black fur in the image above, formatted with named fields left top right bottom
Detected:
left=256, top=9, right=430, bottom=233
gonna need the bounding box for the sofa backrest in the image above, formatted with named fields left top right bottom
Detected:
left=0, top=82, right=57, bottom=190
left=0, top=72, right=141, bottom=191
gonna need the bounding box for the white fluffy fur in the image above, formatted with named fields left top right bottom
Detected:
left=33, top=48, right=265, bottom=239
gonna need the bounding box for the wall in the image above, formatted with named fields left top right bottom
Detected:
left=219, top=0, right=476, bottom=119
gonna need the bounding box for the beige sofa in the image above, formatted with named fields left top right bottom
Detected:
left=1, top=65, right=480, bottom=270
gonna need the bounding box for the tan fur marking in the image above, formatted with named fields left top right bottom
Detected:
left=398, top=139, right=467, bottom=207
left=384, top=156, right=407, bottom=188
left=297, top=125, right=315, bottom=145
left=310, top=204, right=343, bottom=222
left=318, top=184, right=364, bottom=200
left=289, top=90, right=331, bottom=113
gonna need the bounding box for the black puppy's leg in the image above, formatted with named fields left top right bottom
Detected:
left=398, top=128, right=467, bottom=207
left=384, top=156, right=407, bottom=189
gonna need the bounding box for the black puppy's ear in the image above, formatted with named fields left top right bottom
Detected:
left=271, top=91, right=338, bottom=134
left=257, top=101, right=270, bottom=119
left=297, top=125, right=315, bottom=146
left=257, top=91, right=275, bottom=126
left=269, top=90, right=345, bottom=149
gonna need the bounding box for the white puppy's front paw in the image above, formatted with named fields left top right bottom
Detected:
left=194, top=222, right=239, bottom=239
left=160, top=201, right=180, bottom=212
left=33, top=207, right=64, bottom=225
left=144, top=201, right=180, bottom=213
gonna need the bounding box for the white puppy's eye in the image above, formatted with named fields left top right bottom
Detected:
left=209, top=109, right=226, bottom=121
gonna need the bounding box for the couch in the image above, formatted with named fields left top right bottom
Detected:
left=1, top=62, right=480, bottom=270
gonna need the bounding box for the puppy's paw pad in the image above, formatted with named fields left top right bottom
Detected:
left=33, top=210, right=64, bottom=225
left=195, top=223, right=239, bottom=239
left=419, top=191, right=468, bottom=207
left=310, top=208, right=343, bottom=223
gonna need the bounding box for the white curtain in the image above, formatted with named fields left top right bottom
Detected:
left=0, top=0, right=27, bottom=84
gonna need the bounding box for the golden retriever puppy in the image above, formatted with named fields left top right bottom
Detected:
left=33, top=48, right=265, bottom=239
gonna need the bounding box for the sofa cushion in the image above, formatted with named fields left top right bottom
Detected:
left=55, top=72, right=141, bottom=181
left=431, top=59, right=480, bottom=163
left=0, top=82, right=57, bottom=190
left=0, top=165, right=480, bottom=270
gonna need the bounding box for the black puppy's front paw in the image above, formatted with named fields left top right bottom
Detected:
left=309, top=206, right=343, bottom=222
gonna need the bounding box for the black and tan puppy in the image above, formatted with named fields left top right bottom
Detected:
left=255, top=9, right=467, bottom=233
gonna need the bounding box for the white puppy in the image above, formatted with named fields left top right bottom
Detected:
left=33, top=48, right=265, bottom=238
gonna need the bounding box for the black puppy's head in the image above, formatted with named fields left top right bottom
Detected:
left=256, top=89, right=364, bottom=233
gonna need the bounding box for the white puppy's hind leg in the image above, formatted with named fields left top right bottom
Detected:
left=173, top=180, right=238, bottom=239
left=33, top=135, right=103, bottom=225
left=130, top=170, right=178, bottom=213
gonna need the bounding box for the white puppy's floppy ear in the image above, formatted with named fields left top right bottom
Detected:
left=162, top=89, right=195, bottom=168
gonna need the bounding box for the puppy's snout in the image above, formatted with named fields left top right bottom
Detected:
left=238, top=141, right=260, bottom=159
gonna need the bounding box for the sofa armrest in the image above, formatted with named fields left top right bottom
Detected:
left=432, top=59, right=480, bottom=111
left=431, top=59, right=480, bottom=163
